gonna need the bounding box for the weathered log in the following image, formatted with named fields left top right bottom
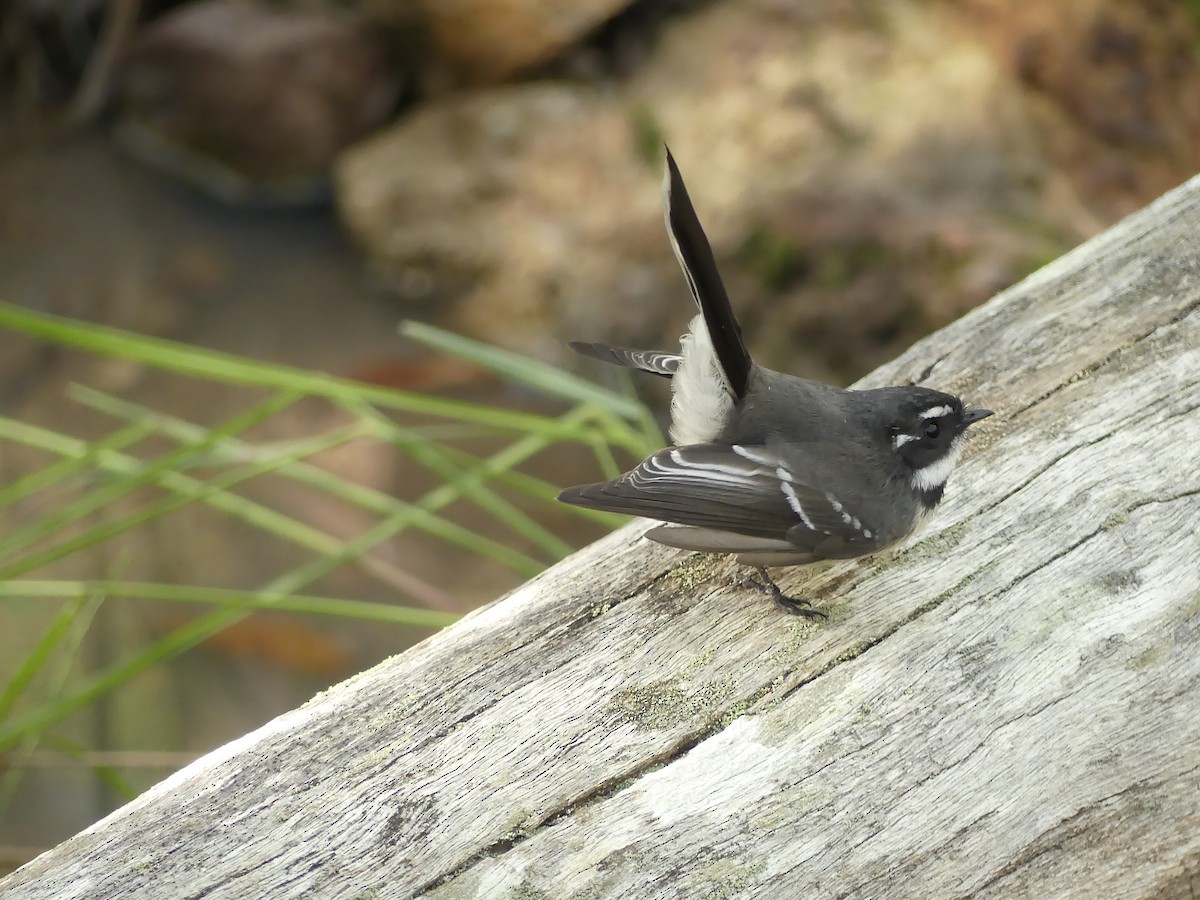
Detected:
left=4, top=174, right=1199, bottom=900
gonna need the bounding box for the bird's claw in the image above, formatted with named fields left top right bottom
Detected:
left=740, top=567, right=827, bottom=620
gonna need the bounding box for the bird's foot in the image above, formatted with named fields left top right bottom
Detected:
left=740, top=567, right=827, bottom=619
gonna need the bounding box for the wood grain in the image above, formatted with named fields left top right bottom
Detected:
left=4, top=173, right=1199, bottom=899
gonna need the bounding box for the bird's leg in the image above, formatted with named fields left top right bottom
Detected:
left=740, top=567, right=827, bottom=619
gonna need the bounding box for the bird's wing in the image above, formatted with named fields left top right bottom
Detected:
left=558, top=443, right=884, bottom=555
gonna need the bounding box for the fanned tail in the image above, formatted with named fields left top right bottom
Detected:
left=663, top=148, right=752, bottom=402
left=568, top=341, right=680, bottom=378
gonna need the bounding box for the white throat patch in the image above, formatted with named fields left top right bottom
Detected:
left=910, top=439, right=964, bottom=492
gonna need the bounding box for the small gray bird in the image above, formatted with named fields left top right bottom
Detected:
left=558, top=149, right=992, bottom=616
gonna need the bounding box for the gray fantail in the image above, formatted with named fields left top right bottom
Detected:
left=559, top=149, right=992, bottom=616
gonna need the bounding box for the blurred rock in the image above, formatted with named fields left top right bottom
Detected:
left=337, top=0, right=1200, bottom=381
left=957, top=0, right=1200, bottom=221
left=534, top=0, right=706, bottom=82
left=336, top=84, right=667, bottom=362
left=393, top=0, right=636, bottom=83
left=117, top=0, right=400, bottom=206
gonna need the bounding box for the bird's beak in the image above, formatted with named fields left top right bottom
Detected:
left=962, top=407, right=994, bottom=426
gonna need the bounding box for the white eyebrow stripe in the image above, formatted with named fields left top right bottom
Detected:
left=920, top=405, right=953, bottom=420
left=779, top=481, right=815, bottom=530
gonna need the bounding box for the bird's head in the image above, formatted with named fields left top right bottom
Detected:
left=879, top=388, right=992, bottom=501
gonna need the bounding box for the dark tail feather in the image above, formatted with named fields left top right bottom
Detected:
left=569, top=341, right=680, bottom=378
left=663, top=148, right=752, bottom=400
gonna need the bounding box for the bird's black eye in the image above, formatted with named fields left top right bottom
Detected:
left=922, top=421, right=940, bottom=439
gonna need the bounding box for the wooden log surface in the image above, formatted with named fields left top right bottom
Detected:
left=4, top=174, right=1200, bottom=899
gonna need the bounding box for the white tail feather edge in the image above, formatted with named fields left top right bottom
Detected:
left=670, top=314, right=734, bottom=445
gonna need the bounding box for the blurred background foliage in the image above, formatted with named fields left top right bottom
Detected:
left=3, top=0, right=1200, bottom=872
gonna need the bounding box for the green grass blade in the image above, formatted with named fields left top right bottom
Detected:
left=0, top=419, right=156, bottom=511
left=401, top=320, right=648, bottom=420
left=0, top=588, right=107, bottom=815
left=0, top=609, right=242, bottom=753
left=66, top=385, right=549, bottom=577
left=0, top=390, right=303, bottom=575
left=0, top=581, right=459, bottom=627
left=0, top=306, right=660, bottom=759
left=397, top=432, right=574, bottom=560
left=0, top=592, right=90, bottom=720
left=350, top=400, right=573, bottom=561
left=0, top=302, right=560, bottom=432
left=0, top=419, right=570, bottom=751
